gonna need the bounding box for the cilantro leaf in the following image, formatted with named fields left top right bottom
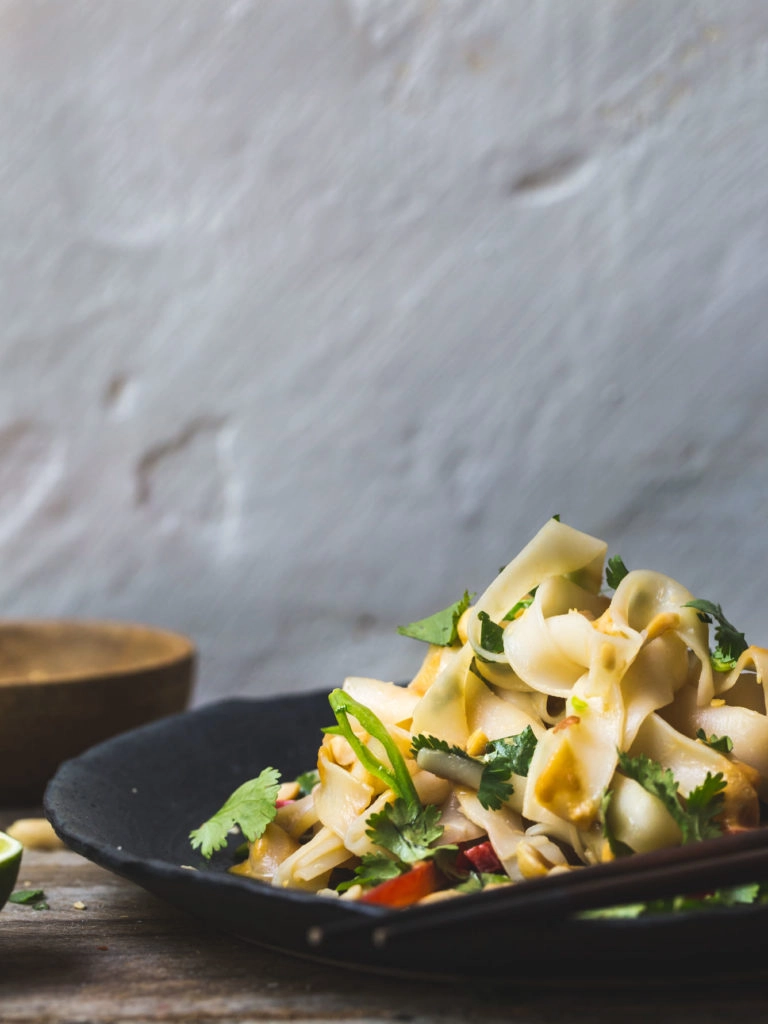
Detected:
left=617, top=752, right=685, bottom=834
left=696, top=728, right=734, bottom=755
left=617, top=753, right=725, bottom=844
left=684, top=599, right=747, bottom=669
left=336, top=853, right=403, bottom=892
left=295, top=769, right=320, bottom=797
left=366, top=798, right=446, bottom=865
left=476, top=760, right=515, bottom=810
left=605, top=554, right=629, bottom=590
left=397, top=591, right=473, bottom=647
left=9, top=889, right=46, bottom=906
left=341, top=799, right=457, bottom=892
left=412, top=728, right=537, bottom=812
left=477, top=611, right=505, bottom=654
left=189, top=768, right=281, bottom=859
left=484, top=727, right=538, bottom=778
left=410, top=734, right=470, bottom=760
left=476, top=728, right=539, bottom=810
left=684, top=772, right=727, bottom=842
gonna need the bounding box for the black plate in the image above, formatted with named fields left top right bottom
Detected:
left=44, top=694, right=768, bottom=980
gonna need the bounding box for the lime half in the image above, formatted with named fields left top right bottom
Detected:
left=0, top=831, right=23, bottom=909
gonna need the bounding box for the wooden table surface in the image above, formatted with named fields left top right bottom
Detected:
left=3, top=809, right=768, bottom=1024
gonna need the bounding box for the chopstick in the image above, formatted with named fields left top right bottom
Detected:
left=307, top=826, right=768, bottom=953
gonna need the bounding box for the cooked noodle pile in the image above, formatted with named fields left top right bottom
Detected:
left=230, top=520, right=768, bottom=903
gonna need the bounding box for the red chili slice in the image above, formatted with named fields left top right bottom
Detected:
left=462, top=840, right=504, bottom=874
left=359, top=860, right=440, bottom=908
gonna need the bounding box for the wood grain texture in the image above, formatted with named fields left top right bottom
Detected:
left=2, top=826, right=768, bottom=1023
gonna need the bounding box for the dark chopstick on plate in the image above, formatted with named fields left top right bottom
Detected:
left=307, top=826, right=768, bottom=953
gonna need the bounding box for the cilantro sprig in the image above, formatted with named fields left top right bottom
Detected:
left=411, top=726, right=538, bottom=812
left=485, top=728, right=538, bottom=778
left=617, top=752, right=726, bottom=844
left=336, top=853, right=402, bottom=892
left=684, top=599, right=747, bottom=672
left=338, top=799, right=457, bottom=892
left=366, top=799, right=446, bottom=864
left=189, top=768, right=281, bottom=859
left=397, top=591, right=474, bottom=647
left=683, top=772, right=729, bottom=842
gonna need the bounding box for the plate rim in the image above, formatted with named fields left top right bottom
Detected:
left=42, top=692, right=768, bottom=977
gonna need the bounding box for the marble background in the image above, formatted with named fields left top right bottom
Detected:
left=1, top=0, right=766, bottom=701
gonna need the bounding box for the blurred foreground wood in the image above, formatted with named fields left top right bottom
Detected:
left=3, top=818, right=768, bottom=1024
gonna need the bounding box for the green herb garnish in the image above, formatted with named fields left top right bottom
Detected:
left=579, top=883, right=768, bottom=919
left=484, top=727, right=538, bottom=778
left=696, top=728, right=734, bottom=755
left=684, top=599, right=747, bottom=672
left=336, top=852, right=402, bottom=892
left=9, top=888, right=48, bottom=910
left=366, top=799, right=446, bottom=864
left=476, top=760, right=515, bottom=810
left=455, top=872, right=511, bottom=893
left=605, top=554, right=629, bottom=590
left=411, top=727, right=538, bottom=812
left=617, top=752, right=726, bottom=844
left=683, top=772, right=729, bottom=842
left=327, top=691, right=459, bottom=891
left=189, top=768, right=281, bottom=859
left=397, top=591, right=474, bottom=647
left=295, top=769, right=320, bottom=797
left=477, top=611, right=505, bottom=654
left=410, top=734, right=469, bottom=760
left=337, top=799, right=456, bottom=892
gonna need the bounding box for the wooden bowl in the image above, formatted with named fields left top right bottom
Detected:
left=0, top=620, right=195, bottom=805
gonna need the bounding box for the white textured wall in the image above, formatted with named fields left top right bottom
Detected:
left=1, top=1, right=768, bottom=701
